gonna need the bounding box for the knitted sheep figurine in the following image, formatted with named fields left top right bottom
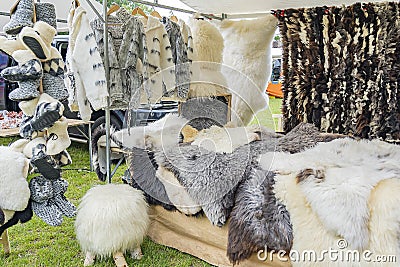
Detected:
left=75, top=184, right=149, bottom=266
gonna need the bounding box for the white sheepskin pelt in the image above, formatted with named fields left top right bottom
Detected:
left=261, top=138, right=400, bottom=251
left=191, top=124, right=262, bottom=153
left=187, top=18, right=229, bottom=98
left=218, top=16, right=277, bottom=126
left=156, top=166, right=201, bottom=215
left=75, top=184, right=149, bottom=257
left=368, top=178, right=400, bottom=265
left=0, top=146, right=30, bottom=211
left=111, top=113, right=189, bottom=150
left=274, top=173, right=345, bottom=267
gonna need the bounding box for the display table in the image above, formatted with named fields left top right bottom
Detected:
left=147, top=205, right=291, bottom=267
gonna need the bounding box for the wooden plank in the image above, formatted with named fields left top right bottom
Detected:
left=0, top=119, right=93, bottom=138
left=147, top=206, right=291, bottom=267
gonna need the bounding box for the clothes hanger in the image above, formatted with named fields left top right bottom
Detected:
left=150, top=7, right=162, bottom=19
left=74, top=0, right=80, bottom=8
left=169, top=10, right=178, bottom=22
left=132, top=7, right=148, bottom=19
left=106, top=3, right=120, bottom=16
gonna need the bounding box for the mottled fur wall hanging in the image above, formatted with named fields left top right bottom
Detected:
left=276, top=2, right=400, bottom=141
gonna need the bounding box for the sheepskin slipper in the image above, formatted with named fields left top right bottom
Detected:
left=18, top=96, right=39, bottom=116
left=75, top=184, right=149, bottom=260
left=46, top=117, right=71, bottom=156
left=1, top=50, right=42, bottom=82
left=219, top=15, right=278, bottom=126
left=19, top=21, right=56, bottom=60
left=0, top=36, right=25, bottom=56
left=0, top=146, right=30, bottom=211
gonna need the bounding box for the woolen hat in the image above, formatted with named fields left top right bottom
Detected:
left=29, top=175, right=63, bottom=226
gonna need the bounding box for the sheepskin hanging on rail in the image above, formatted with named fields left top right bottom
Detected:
left=218, top=15, right=278, bottom=126
left=276, top=1, right=400, bottom=140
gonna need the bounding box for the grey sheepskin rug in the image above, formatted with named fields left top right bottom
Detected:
left=156, top=144, right=250, bottom=226
left=124, top=147, right=176, bottom=211
left=180, top=96, right=228, bottom=130
left=227, top=169, right=293, bottom=265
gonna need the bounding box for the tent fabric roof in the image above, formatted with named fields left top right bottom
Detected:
left=179, top=0, right=389, bottom=16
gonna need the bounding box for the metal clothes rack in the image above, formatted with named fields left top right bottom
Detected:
left=81, top=0, right=224, bottom=183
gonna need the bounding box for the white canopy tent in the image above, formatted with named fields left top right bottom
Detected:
left=179, top=0, right=390, bottom=18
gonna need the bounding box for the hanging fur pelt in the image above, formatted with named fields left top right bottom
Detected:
left=187, top=18, right=228, bottom=98
left=218, top=16, right=278, bottom=126
left=260, top=138, right=400, bottom=250
left=227, top=169, right=293, bottom=265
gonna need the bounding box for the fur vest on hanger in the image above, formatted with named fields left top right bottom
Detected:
left=218, top=15, right=278, bottom=126
left=66, top=6, right=108, bottom=121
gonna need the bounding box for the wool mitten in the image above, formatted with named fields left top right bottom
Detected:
left=29, top=176, right=63, bottom=226
left=46, top=117, right=71, bottom=156
left=35, top=2, right=57, bottom=30
left=30, top=143, right=61, bottom=180
left=19, top=96, right=39, bottom=116
left=0, top=36, right=25, bottom=56
left=19, top=21, right=56, bottom=60
left=3, top=0, right=35, bottom=35
left=52, top=178, right=76, bottom=218
left=42, top=47, right=69, bottom=100
left=1, top=50, right=42, bottom=82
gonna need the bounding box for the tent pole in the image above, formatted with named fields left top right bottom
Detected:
left=102, top=0, right=112, bottom=184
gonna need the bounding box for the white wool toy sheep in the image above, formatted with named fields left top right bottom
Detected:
left=75, top=184, right=149, bottom=266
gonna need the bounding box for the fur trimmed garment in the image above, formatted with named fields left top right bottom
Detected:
left=260, top=138, right=400, bottom=252
left=218, top=16, right=278, bottom=126
left=75, top=184, right=149, bottom=258
left=0, top=146, right=30, bottom=211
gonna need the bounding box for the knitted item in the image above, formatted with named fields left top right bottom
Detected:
left=30, top=101, right=63, bottom=132
left=1, top=50, right=42, bottom=82
left=3, top=0, right=34, bottom=35
left=18, top=96, right=39, bottom=116
left=30, top=143, right=61, bottom=180
left=19, top=21, right=56, bottom=60
left=35, top=2, right=57, bottom=30
left=41, top=47, right=69, bottom=100
left=29, top=176, right=62, bottom=226
left=8, top=79, right=40, bottom=101
left=52, top=179, right=76, bottom=217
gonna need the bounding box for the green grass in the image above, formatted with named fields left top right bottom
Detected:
left=250, top=97, right=283, bottom=130
left=0, top=99, right=282, bottom=266
left=0, top=138, right=212, bottom=267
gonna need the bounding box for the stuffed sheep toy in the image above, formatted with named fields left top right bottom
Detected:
left=75, top=184, right=149, bottom=266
